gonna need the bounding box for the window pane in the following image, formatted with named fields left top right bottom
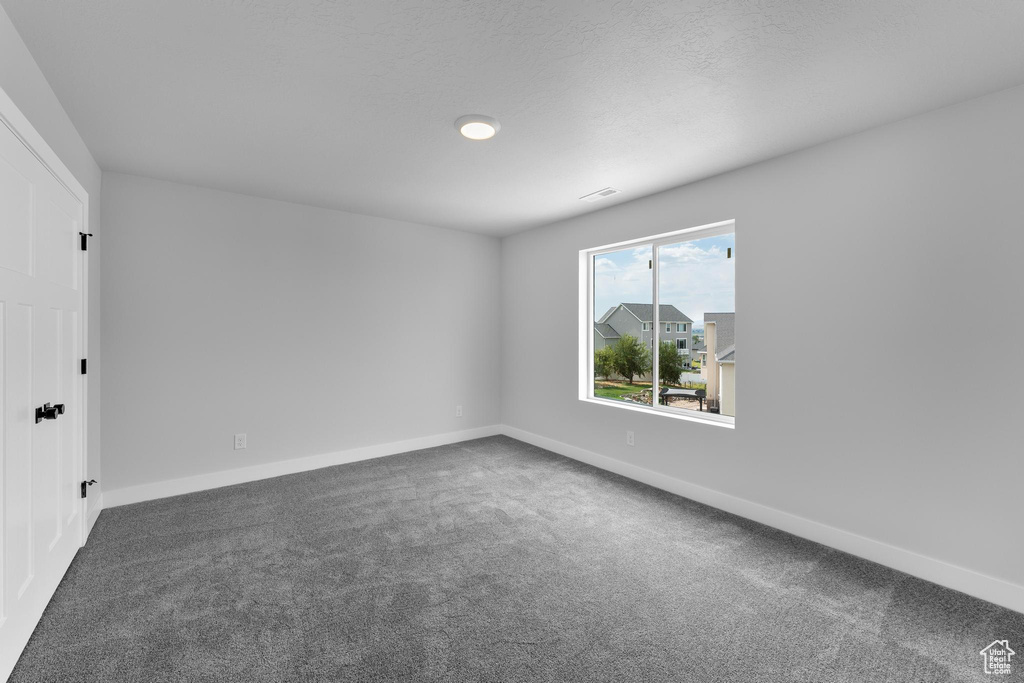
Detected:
left=657, top=233, right=735, bottom=418
left=593, top=245, right=653, bottom=406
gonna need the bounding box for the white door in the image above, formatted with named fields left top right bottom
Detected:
left=0, top=96, right=87, bottom=681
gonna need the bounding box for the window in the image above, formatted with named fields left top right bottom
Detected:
left=581, top=220, right=735, bottom=427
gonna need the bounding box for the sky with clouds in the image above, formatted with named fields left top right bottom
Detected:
left=594, top=233, right=735, bottom=329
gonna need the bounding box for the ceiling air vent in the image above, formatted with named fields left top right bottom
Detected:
left=579, top=187, right=621, bottom=203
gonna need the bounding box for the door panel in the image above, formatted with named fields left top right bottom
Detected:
left=61, top=311, right=80, bottom=528
left=34, top=307, right=61, bottom=552
left=4, top=303, right=34, bottom=602
left=0, top=156, right=32, bottom=276
left=34, top=196, right=78, bottom=290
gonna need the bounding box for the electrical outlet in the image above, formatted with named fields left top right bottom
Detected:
left=626, top=430, right=635, bottom=446
left=234, top=433, right=247, bottom=450
left=455, top=405, right=463, bottom=417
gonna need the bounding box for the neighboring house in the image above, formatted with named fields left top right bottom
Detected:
left=701, top=312, right=735, bottom=417
left=595, top=303, right=693, bottom=356
left=593, top=322, right=620, bottom=351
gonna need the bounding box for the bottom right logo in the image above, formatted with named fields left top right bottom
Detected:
left=980, top=640, right=1015, bottom=675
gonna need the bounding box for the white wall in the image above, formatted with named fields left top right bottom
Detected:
left=501, top=85, right=1024, bottom=605
left=0, top=5, right=103, bottom=525
left=101, top=173, right=500, bottom=492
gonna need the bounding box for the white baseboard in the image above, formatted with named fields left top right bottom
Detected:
left=103, top=425, right=501, bottom=508
left=499, top=424, right=1024, bottom=615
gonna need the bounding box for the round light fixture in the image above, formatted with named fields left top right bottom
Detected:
left=455, top=114, right=500, bottom=140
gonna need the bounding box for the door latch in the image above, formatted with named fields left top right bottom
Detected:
left=81, top=479, right=97, bottom=499
left=35, top=402, right=65, bottom=423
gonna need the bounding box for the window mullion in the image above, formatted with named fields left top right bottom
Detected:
left=588, top=253, right=595, bottom=399
left=651, top=242, right=660, bottom=406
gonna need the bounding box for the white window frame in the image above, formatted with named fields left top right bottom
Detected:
left=676, top=338, right=687, bottom=350
left=642, top=322, right=651, bottom=331
left=579, top=219, right=735, bottom=428
left=677, top=323, right=685, bottom=333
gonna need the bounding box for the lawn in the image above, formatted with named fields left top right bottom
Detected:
left=593, top=380, right=652, bottom=401
left=594, top=375, right=707, bottom=402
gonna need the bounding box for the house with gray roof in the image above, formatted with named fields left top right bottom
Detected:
left=700, top=312, right=735, bottom=417
left=594, top=303, right=694, bottom=357
left=593, top=322, right=620, bottom=346
left=704, top=312, right=734, bottom=355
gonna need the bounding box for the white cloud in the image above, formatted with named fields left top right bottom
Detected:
left=659, top=246, right=734, bottom=324
left=593, top=239, right=734, bottom=324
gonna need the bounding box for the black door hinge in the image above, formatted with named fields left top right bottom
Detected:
left=81, top=479, right=97, bottom=499
left=81, top=358, right=87, bottom=375
left=79, top=232, right=93, bottom=251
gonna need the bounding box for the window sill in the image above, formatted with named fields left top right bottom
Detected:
left=579, top=396, right=736, bottom=429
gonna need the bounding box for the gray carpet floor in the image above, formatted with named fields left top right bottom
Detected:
left=10, top=435, right=1023, bottom=682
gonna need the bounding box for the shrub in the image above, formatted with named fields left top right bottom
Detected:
left=611, top=334, right=651, bottom=384
left=594, top=346, right=616, bottom=378
left=658, top=340, right=685, bottom=385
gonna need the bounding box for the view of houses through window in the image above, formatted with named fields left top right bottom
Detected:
left=593, top=245, right=654, bottom=406
left=590, top=224, right=735, bottom=423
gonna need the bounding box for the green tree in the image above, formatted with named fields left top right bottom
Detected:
left=612, top=334, right=651, bottom=385
left=594, top=346, right=615, bottom=378
left=658, top=340, right=685, bottom=386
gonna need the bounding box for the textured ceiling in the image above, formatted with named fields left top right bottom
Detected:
left=4, top=0, right=1024, bottom=235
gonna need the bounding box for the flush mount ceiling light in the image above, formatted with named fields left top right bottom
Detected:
left=455, top=115, right=500, bottom=140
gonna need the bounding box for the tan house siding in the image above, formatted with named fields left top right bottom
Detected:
left=720, top=363, right=736, bottom=417
left=704, top=322, right=718, bottom=400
